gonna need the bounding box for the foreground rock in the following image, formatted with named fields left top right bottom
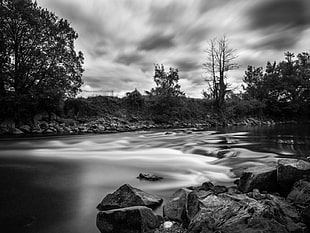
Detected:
left=163, top=184, right=307, bottom=233
left=277, top=159, right=310, bottom=192
left=188, top=192, right=306, bottom=233
left=238, top=158, right=310, bottom=195
left=97, top=184, right=163, bottom=211
left=238, top=165, right=277, bottom=193
left=163, top=188, right=199, bottom=227
left=287, top=179, right=310, bottom=206
left=96, top=206, right=162, bottom=233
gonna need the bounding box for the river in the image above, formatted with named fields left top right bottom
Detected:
left=0, top=124, right=309, bottom=233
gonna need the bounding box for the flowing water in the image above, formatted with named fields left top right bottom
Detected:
left=0, top=124, right=309, bottom=233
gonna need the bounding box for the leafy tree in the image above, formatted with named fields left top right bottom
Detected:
left=148, top=64, right=184, bottom=97
left=243, top=51, right=310, bottom=119
left=146, top=64, right=186, bottom=123
left=203, top=36, right=239, bottom=109
left=0, top=0, right=84, bottom=120
left=124, top=88, right=144, bottom=111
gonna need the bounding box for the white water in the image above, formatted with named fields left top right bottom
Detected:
left=0, top=126, right=309, bottom=233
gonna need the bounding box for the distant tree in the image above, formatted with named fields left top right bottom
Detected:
left=0, top=0, right=84, bottom=120
left=148, top=64, right=185, bottom=98
left=203, top=36, right=239, bottom=109
left=243, top=66, right=265, bottom=100
left=125, top=88, right=144, bottom=111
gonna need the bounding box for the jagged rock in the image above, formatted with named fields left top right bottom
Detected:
left=238, top=165, right=277, bottom=193
left=19, top=125, right=31, bottom=133
left=188, top=192, right=305, bottom=233
left=11, top=128, right=24, bottom=135
left=277, top=159, right=310, bottom=192
left=198, top=181, right=228, bottom=194
left=137, top=173, right=163, bottom=181
left=96, top=206, right=162, bottom=233
left=39, top=121, right=49, bottom=129
left=97, top=184, right=163, bottom=211
left=44, top=129, right=54, bottom=133
left=287, top=180, right=310, bottom=206
left=163, top=188, right=199, bottom=227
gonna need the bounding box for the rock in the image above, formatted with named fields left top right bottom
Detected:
left=0, top=119, right=15, bottom=133
left=301, top=205, right=310, bottom=226
left=163, top=188, right=199, bottom=227
left=137, top=173, right=163, bottom=181
left=11, top=128, right=24, bottom=135
left=96, top=206, right=162, bottom=233
left=188, top=193, right=305, bottom=233
left=287, top=180, right=310, bottom=206
left=238, top=165, right=277, bottom=193
left=97, top=184, right=163, bottom=211
left=39, top=121, right=49, bottom=130
left=19, top=125, right=31, bottom=133
left=44, top=129, right=54, bottom=133
left=277, top=159, right=310, bottom=193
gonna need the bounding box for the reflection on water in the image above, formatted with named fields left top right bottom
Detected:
left=0, top=124, right=309, bottom=233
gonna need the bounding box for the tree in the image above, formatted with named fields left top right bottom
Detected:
left=148, top=64, right=184, bottom=98
left=0, top=0, right=84, bottom=120
left=203, top=36, right=239, bottom=109
left=125, top=88, right=144, bottom=111
left=242, top=51, right=310, bottom=119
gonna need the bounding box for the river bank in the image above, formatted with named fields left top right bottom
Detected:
left=0, top=112, right=282, bottom=137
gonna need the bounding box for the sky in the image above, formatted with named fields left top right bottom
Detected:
left=37, top=0, right=310, bottom=98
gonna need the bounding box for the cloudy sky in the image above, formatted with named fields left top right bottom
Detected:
left=37, top=0, right=310, bottom=98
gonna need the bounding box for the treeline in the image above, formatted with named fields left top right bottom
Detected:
left=243, top=52, right=310, bottom=120
left=65, top=52, right=310, bottom=124
left=64, top=65, right=217, bottom=124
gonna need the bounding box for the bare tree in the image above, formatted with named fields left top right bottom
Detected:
left=203, top=36, right=239, bottom=109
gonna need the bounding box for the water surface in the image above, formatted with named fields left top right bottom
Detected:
left=0, top=124, right=309, bottom=233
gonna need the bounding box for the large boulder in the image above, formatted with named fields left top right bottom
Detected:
left=97, top=184, right=163, bottom=211
left=238, top=165, right=277, bottom=193
left=163, top=188, right=200, bottom=227
left=0, top=119, right=15, bottom=133
left=19, top=125, right=31, bottom=133
left=188, top=192, right=306, bottom=233
left=287, top=180, right=310, bottom=206
left=96, top=206, right=162, bottom=233
left=277, top=159, right=310, bottom=193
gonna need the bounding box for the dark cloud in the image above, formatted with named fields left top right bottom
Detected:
left=252, top=32, right=300, bottom=51
left=138, top=33, right=175, bottom=51
left=248, top=0, right=309, bottom=30
left=115, top=52, right=143, bottom=66
left=247, top=0, right=310, bottom=50
left=173, top=58, right=201, bottom=72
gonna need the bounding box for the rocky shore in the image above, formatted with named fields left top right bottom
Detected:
left=0, top=112, right=278, bottom=137
left=96, top=158, right=310, bottom=233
